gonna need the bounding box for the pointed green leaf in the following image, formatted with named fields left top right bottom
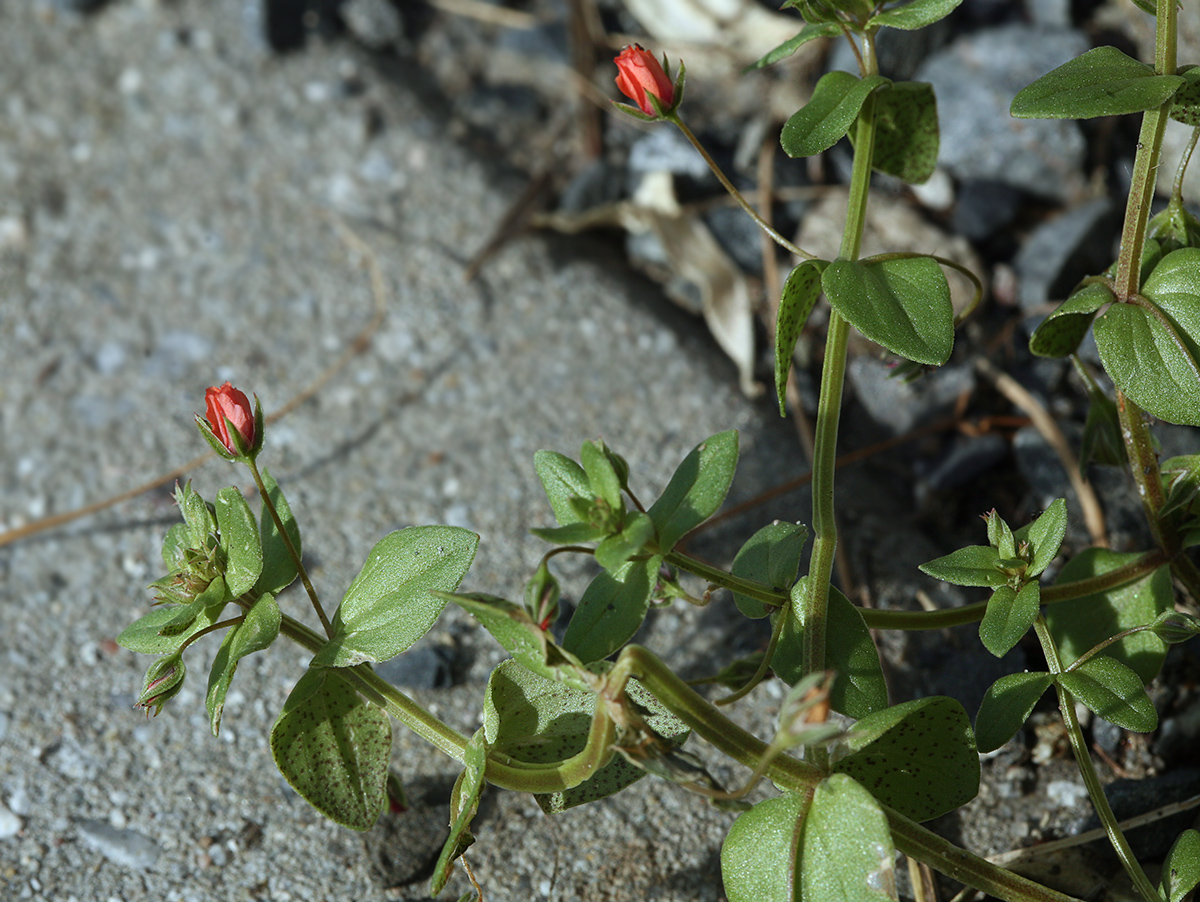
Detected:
left=430, top=730, right=487, bottom=895
left=1011, top=46, right=1183, bottom=119
left=975, top=671, right=1053, bottom=753
left=214, top=487, right=262, bottom=598
left=270, top=668, right=391, bottom=830
left=775, top=579, right=888, bottom=719
left=1021, top=498, right=1067, bottom=578
left=722, top=792, right=809, bottom=902
left=1058, top=656, right=1157, bottom=732
left=731, top=521, right=808, bottom=619
left=116, top=601, right=230, bottom=654
left=869, top=0, right=964, bottom=30
left=206, top=592, right=281, bottom=735
left=178, top=481, right=217, bottom=550
left=979, top=583, right=1040, bottom=658
left=781, top=72, right=890, bottom=159
left=1029, top=282, right=1113, bottom=358
left=161, top=522, right=190, bottom=571
left=1162, top=829, right=1200, bottom=902
left=440, top=592, right=589, bottom=690
left=1046, top=548, right=1172, bottom=683
left=823, top=256, right=954, bottom=365
left=256, top=468, right=301, bottom=597
left=987, top=510, right=1017, bottom=560
left=868, top=81, right=939, bottom=184
left=312, top=526, right=478, bottom=667
left=919, top=544, right=1006, bottom=587
left=748, top=20, right=840, bottom=70
left=534, top=450, right=592, bottom=527
left=580, top=439, right=623, bottom=512
left=834, top=696, right=980, bottom=822
left=775, top=260, right=826, bottom=415
left=647, top=430, right=739, bottom=553
left=801, top=775, right=896, bottom=902
left=561, top=556, right=660, bottom=663
left=529, top=522, right=606, bottom=545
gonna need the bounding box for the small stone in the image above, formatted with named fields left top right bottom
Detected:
left=76, top=819, right=161, bottom=869
left=952, top=180, right=1022, bottom=242
left=341, top=0, right=403, bottom=49
left=0, top=802, right=21, bottom=839
left=847, top=357, right=975, bottom=436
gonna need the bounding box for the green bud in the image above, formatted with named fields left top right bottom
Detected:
left=524, top=560, right=561, bottom=631
left=1150, top=610, right=1200, bottom=644
left=137, top=654, right=186, bottom=716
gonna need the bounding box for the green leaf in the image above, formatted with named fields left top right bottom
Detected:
left=561, top=556, right=660, bottom=663
left=1162, top=829, right=1200, bottom=902
left=161, top=522, right=190, bottom=571
left=534, top=450, right=592, bottom=527
left=1058, top=656, right=1157, bottom=732
left=529, top=522, right=606, bottom=545
left=177, top=481, right=217, bottom=550
left=594, top=512, right=656, bottom=573
left=1046, top=548, right=1172, bottom=683
left=747, top=20, right=840, bottom=70
left=730, top=521, right=809, bottom=619
left=987, top=510, right=1017, bottom=560
left=312, top=526, right=479, bottom=667
left=975, top=671, right=1053, bottom=753
left=979, top=582, right=1040, bottom=658
left=1029, top=282, right=1114, bottom=358
left=214, top=487, right=263, bottom=598
left=1011, top=46, right=1184, bottom=119
left=1095, top=302, right=1200, bottom=427
left=869, top=0, right=964, bottom=30
left=774, top=579, right=888, bottom=719
left=781, top=72, right=890, bottom=159
left=834, top=696, right=980, bottom=822
left=722, top=792, right=809, bottom=902
left=1021, top=498, right=1067, bottom=578
left=775, top=260, right=826, bottom=415
left=801, top=775, right=897, bottom=902
left=270, top=668, right=391, bottom=830
left=1161, top=454, right=1200, bottom=518
left=206, top=592, right=281, bottom=735
left=482, top=661, right=687, bottom=813
left=919, top=544, right=1006, bottom=587
left=430, top=730, right=487, bottom=895
left=256, top=468, right=301, bottom=597
left=440, top=592, right=589, bottom=690
left=822, top=256, right=954, bottom=365
left=647, top=430, right=739, bottom=553
left=581, top=439, right=623, bottom=512
left=1169, top=66, right=1200, bottom=127
left=868, top=81, right=939, bottom=184
left=116, top=599, right=229, bottom=654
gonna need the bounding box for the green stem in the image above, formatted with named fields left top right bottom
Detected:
left=247, top=460, right=334, bottom=639
left=617, top=645, right=1081, bottom=902
left=1033, top=617, right=1161, bottom=902
left=668, top=113, right=815, bottom=260
left=803, top=41, right=879, bottom=674
left=665, top=548, right=1166, bottom=630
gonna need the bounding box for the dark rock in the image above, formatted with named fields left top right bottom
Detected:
left=558, top=159, right=626, bottom=214
left=375, top=644, right=455, bottom=690
left=1073, top=768, right=1200, bottom=860
left=952, top=180, right=1023, bottom=242
left=846, top=357, right=975, bottom=435
left=703, top=204, right=766, bottom=276
left=916, top=433, right=1010, bottom=499
left=916, top=25, right=1089, bottom=202
left=1014, top=199, right=1120, bottom=313
left=363, top=779, right=454, bottom=888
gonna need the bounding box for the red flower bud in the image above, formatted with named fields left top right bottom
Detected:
left=204, top=383, right=254, bottom=455
left=615, top=44, right=675, bottom=117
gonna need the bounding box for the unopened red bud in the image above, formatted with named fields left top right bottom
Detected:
left=614, top=45, right=676, bottom=117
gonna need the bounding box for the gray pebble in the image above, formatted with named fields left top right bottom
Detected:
left=0, top=802, right=21, bottom=839
left=917, top=25, right=1089, bottom=202
left=76, top=818, right=162, bottom=869
left=1014, top=199, right=1119, bottom=313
